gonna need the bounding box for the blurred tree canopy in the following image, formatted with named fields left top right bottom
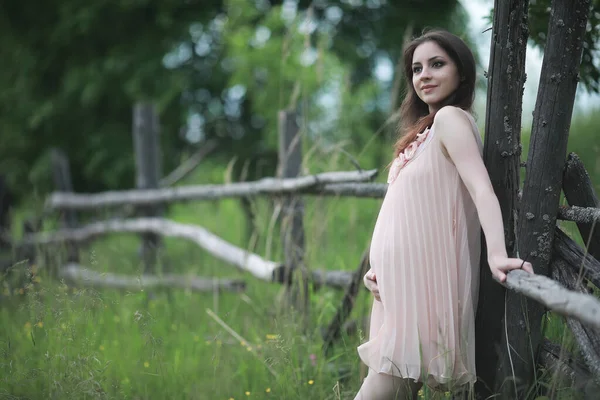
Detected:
left=0, top=0, right=471, bottom=203
left=1, top=0, right=598, bottom=207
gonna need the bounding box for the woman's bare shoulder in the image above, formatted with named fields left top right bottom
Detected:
left=433, top=106, right=471, bottom=125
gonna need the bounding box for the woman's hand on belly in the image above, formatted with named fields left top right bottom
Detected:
left=363, top=269, right=381, bottom=302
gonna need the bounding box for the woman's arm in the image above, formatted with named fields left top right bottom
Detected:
left=434, top=106, right=534, bottom=282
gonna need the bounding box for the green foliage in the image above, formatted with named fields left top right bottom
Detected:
left=0, top=0, right=210, bottom=199
left=528, top=0, right=600, bottom=93
left=0, top=0, right=473, bottom=205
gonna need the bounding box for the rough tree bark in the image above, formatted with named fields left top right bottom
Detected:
left=499, top=0, right=591, bottom=397
left=474, top=0, right=529, bottom=397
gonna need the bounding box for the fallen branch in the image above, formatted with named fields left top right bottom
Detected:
left=46, top=169, right=379, bottom=210
left=552, top=259, right=600, bottom=378
left=22, top=218, right=280, bottom=281
left=562, top=152, right=600, bottom=262
left=20, top=218, right=353, bottom=290
left=303, top=183, right=387, bottom=198
left=59, top=263, right=246, bottom=292
left=322, top=246, right=371, bottom=352
left=539, top=338, right=600, bottom=392
left=159, top=140, right=217, bottom=188
left=504, top=269, right=600, bottom=331
left=310, top=269, right=354, bottom=290
left=206, top=308, right=278, bottom=377
left=553, top=227, right=600, bottom=289
left=558, top=205, right=600, bottom=225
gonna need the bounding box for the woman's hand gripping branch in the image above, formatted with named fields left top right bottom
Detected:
left=488, top=255, right=534, bottom=283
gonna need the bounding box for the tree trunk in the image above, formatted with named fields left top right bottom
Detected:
left=500, top=0, right=591, bottom=397
left=475, top=0, right=529, bottom=397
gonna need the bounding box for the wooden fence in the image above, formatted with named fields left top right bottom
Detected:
left=4, top=102, right=598, bottom=392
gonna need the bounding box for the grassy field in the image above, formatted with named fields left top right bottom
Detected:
left=2, top=109, right=599, bottom=399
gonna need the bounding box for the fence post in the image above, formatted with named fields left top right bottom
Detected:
left=474, top=0, right=529, bottom=396
left=50, top=148, right=79, bottom=264
left=277, top=110, right=308, bottom=316
left=501, top=0, right=591, bottom=397
left=133, top=103, right=162, bottom=273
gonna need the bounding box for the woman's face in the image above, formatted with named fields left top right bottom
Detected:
left=411, top=41, right=460, bottom=113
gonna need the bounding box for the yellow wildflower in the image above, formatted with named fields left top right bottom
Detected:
left=308, top=380, right=314, bottom=385
left=246, top=347, right=252, bottom=352
left=37, top=322, right=43, bottom=328
left=245, top=391, right=251, bottom=396
left=265, top=334, right=278, bottom=340
left=265, top=388, right=271, bottom=393
left=144, top=361, right=149, bottom=368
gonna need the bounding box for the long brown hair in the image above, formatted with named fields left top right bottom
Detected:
left=393, top=29, right=476, bottom=157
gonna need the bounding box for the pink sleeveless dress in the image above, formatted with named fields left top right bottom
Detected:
left=357, top=110, right=483, bottom=389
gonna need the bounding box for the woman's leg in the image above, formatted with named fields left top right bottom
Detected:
left=354, top=369, right=422, bottom=400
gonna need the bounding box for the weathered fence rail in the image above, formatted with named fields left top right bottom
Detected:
left=59, top=263, right=246, bottom=293
left=19, top=215, right=600, bottom=331
left=18, top=217, right=354, bottom=290
left=46, top=170, right=379, bottom=210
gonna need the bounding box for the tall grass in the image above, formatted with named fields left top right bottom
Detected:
left=2, top=109, right=600, bottom=399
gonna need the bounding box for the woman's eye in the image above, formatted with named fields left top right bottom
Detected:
left=413, top=66, right=422, bottom=73
left=432, top=61, right=444, bottom=68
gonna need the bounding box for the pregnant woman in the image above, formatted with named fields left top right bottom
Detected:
left=354, top=29, right=534, bottom=399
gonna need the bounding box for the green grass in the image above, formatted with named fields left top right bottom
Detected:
left=3, top=108, right=600, bottom=399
